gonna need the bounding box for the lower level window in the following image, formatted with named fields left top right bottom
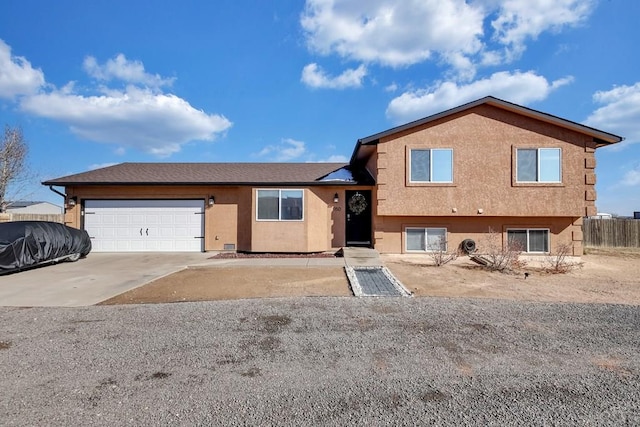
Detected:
left=406, top=227, right=447, bottom=251
left=257, top=189, right=303, bottom=221
left=507, top=229, right=549, bottom=253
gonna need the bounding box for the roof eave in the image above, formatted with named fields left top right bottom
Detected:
left=41, top=181, right=372, bottom=187
left=354, top=96, right=624, bottom=148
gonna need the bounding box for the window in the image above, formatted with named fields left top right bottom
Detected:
left=507, top=229, right=549, bottom=253
left=257, top=189, right=303, bottom=221
left=410, top=149, right=453, bottom=183
left=516, top=148, right=561, bottom=182
left=406, top=227, right=447, bottom=252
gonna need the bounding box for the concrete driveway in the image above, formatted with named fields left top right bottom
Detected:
left=0, top=252, right=212, bottom=307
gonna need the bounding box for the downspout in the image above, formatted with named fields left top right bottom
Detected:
left=48, top=185, right=67, bottom=200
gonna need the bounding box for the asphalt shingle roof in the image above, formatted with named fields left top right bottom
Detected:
left=42, top=162, right=355, bottom=186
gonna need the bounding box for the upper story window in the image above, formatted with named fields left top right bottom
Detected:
left=410, top=148, right=453, bottom=183
left=257, top=189, right=303, bottom=221
left=516, top=148, right=561, bottom=183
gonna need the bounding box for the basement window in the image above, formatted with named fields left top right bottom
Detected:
left=406, top=227, right=447, bottom=252
left=507, top=229, right=549, bottom=253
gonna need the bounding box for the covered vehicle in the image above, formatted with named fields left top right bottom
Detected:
left=0, top=221, right=91, bottom=275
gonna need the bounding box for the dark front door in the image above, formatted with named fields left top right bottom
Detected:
left=345, top=190, right=372, bottom=247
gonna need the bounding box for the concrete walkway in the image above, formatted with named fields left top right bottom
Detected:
left=341, top=247, right=383, bottom=267
left=341, top=248, right=411, bottom=297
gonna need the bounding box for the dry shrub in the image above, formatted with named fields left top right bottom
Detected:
left=427, top=237, right=458, bottom=267
left=544, top=243, right=583, bottom=274
left=478, top=227, right=524, bottom=273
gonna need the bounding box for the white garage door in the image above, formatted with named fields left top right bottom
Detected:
left=84, top=200, right=205, bottom=252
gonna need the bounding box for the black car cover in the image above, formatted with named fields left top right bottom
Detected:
left=0, top=221, right=91, bottom=274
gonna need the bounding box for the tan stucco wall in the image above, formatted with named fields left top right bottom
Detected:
left=374, top=105, right=597, bottom=218
left=64, top=185, right=240, bottom=251
left=374, top=216, right=580, bottom=255
left=250, top=187, right=365, bottom=252
left=66, top=185, right=361, bottom=253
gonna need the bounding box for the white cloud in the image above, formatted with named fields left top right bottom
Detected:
left=489, top=0, right=595, bottom=61
left=0, top=39, right=45, bottom=99
left=386, top=70, right=573, bottom=123
left=0, top=39, right=232, bottom=157
left=88, top=162, right=118, bottom=170
left=384, top=82, right=398, bottom=92
left=257, top=138, right=307, bottom=161
left=301, top=0, right=484, bottom=71
left=584, top=83, right=640, bottom=147
left=621, top=167, right=640, bottom=187
left=301, top=63, right=366, bottom=89
left=20, top=86, right=232, bottom=157
left=83, top=54, right=175, bottom=88
left=320, top=154, right=349, bottom=162
left=300, top=0, right=596, bottom=76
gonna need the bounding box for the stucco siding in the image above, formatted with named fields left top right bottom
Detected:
left=375, top=216, right=578, bottom=255
left=375, top=105, right=594, bottom=218
left=65, top=185, right=242, bottom=252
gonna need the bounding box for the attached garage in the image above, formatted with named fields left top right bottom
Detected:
left=84, top=200, right=205, bottom=252
left=43, top=162, right=368, bottom=253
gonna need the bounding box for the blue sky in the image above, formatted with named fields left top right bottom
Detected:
left=0, top=0, right=638, bottom=215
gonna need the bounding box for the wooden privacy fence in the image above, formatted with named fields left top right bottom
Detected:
left=0, top=213, right=64, bottom=223
left=583, top=218, right=640, bottom=248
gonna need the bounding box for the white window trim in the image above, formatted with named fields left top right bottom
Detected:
left=256, top=189, right=304, bottom=222
left=516, top=148, right=562, bottom=183
left=405, top=227, right=448, bottom=252
left=506, top=228, right=550, bottom=253
left=409, top=148, right=454, bottom=183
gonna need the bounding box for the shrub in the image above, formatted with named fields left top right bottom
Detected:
left=477, top=227, right=524, bottom=273
left=427, top=237, right=458, bottom=267
left=543, top=243, right=583, bottom=274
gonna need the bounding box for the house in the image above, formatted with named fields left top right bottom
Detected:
left=43, top=96, right=622, bottom=255
left=5, top=201, right=62, bottom=215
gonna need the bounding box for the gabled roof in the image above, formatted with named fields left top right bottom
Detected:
left=351, top=96, right=624, bottom=163
left=6, top=201, right=41, bottom=208
left=42, top=162, right=371, bottom=186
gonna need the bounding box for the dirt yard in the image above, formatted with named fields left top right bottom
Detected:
left=100, top=266, right=351, bottom=305
left=384, top=247, right=640, bottom=305
left=100, top=247, right=640, bottom=306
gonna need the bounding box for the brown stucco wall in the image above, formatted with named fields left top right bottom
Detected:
left=66, top=184, right=363, bottom=253
left=250, top=187, right=367, bottom=252
left=375, top=104, right=597, bottom=219
left=64, top=185, right=242, bottom=252
left=374, top=216, right=579, bottom=255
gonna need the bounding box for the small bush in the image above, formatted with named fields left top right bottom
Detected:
left=544, top=243, right=583, bottom=274
left=427, top=237, right=458, bottom=266
left=477, top=227, right=524, bottom=273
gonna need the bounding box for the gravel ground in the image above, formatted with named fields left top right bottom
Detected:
left=1, top=297, right=639, bottom=426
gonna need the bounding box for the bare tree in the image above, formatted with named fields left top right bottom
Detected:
left=0, top=125, right=30, bottom=213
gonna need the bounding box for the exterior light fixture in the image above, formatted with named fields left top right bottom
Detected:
left=333, top=193, right=339, bottom=203
left=68, top=196, right=77, bottom=207
left=208, top=196, right=215, bottom=206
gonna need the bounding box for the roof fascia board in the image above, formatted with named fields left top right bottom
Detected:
left=41, top=181, right=371, bottom=187
left=354, top=96, right=623, bottom=149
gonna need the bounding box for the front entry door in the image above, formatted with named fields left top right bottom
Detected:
left=345, top=190, right=372, bottom=247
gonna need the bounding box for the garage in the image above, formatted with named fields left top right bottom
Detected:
left=84, top=200, right=205, bottom=252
